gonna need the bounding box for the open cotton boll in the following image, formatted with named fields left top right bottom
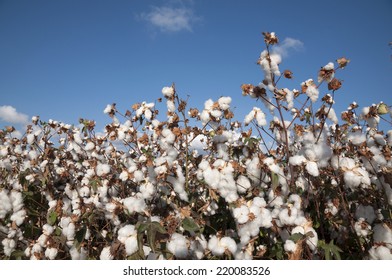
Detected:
left=305, top=227, right=318, bottom=252
left=100, top=246, right=113, bottom=260
left=117, top=224, right=137, bottom=243
left=2, top=238, right=16, bottom=257
left=368, top=245, right=392, bottom=260
left=162, top=86, right=174, bottom=98
left=218, top=96, right=231, bottom=110
left=125, top=236, right=138, bottom=256
left=284, top=240, right=297, bottom=253
left=167, top=233, right=189, bottom=259
left=10, top=209, right=26, bottom=226
left=289, top=155, right=307, bottom=166
left=96, top=163, right=111, bottom=176
left=0, top=190, right=12, bottom=219
left=306, top=86, right=319, bottom=103
left=123, top=195, right=147, bottom=214
left=166, top=100, right=176, bottom=112
left=254, top=108, right=267, bottom=126
left=244, top=109, right=255, bottom=125
left=45, top=247, right=58, bottom=260
left=348, top=131, right=366, bottom=145
left=190, top=235, right=207, bottom=260
left=69, top=246, right=87, bottom=260
left=233, top=205, right=250, bottom=224
left=236, top=175, right=251, bottom=193
left=305, top=161, right=319, bottom=177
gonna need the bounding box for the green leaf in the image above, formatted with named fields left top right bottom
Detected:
left=137, top=222, right=149, bottom=234
left=151, top=221, right=167, bottom=234
left=271, top=172, right=279, bottom=189
left=318, top=239, right=343, bottom=260
left=182, top=217, right=200, bottom=233
left=74, top=227, right=87, bottom=250
left=289, top=233, right=304, bottom=243
left=47, top=211, right=57, bottom=226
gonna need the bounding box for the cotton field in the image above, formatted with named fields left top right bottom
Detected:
left=1, top=32, right=391, bottom=260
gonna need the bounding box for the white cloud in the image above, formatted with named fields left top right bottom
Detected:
left=272, top=37, right=304, bottom=57
left=0, top=105, right=29, bottom=125
left=140, top=6, right=198, bottom=32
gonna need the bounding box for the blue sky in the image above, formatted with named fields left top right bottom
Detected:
left=0, top=0, right=391, bottom=133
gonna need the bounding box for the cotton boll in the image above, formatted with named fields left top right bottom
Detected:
left=96, top=163, right=111, bottom=176
left=134, top=170, right=144, bottom=182
left=233, top=205, right=250, bottom=224
left=167, top=233, right=189, bottom=259
left=43, top=224, right=54, bottom=236
left=100, top=246, right=113, bottom=260
left=123, top=195, right=146, bottom=214
left=348, top=131, right=366, bottom=145
left=289, top=155, right=307, bottom=166
left=306, top=86, right=319, bottom=103
left=10, top=209, right=26, bottom=226
left=45, top=247, right=58, bottom=260
left=218, top=96, right=231, bottom=110
left=166, top=100, right=176, bottom=112
left=255, top=108, right=267, bottom=126
left=305, top=161, right=319, bottom=177
left=144, top=109, right=152, bottom=121
left=139, top=182, right=156, bottom=199
left=354, top=218, right=371, bottom=238
left=69, top=246, right=87, bottom=260
left=208, top=235, right=225, bottom=256
left=220, top=237, right=237, bottom=255
left=118, top=224, right=137, bottom=242
left=368, top=245, right=392, bottom=260
left=279, top=207, right=298, bottom=226
left=0, top=190, right=12, bottom=219
left=1, top=238, right=16, bottom=256
left=305, top=227, right=318, bottom=252
left=162, top=86, right=174, bottom=98
left=125, top=236, right=138, bottom=256
left=236, top=175, right=251, bottom=193
left=244, top=110, right=255, bottom=125
left=284, top=240, right=297, bottom=253
left=85, top=142, right=95, bottom=151
left=326, top=108, right=338, bottom=124
left=190, top=235, right=207, bottom=260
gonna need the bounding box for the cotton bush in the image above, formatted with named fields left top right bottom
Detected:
left=0, top=32, right=391, bottom=260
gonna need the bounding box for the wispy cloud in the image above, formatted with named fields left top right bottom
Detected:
left=0, top=105, right=29, bottom=125
left=272, top=37, right=304, bottom=57
left=140, top=5, right=199, bottom=33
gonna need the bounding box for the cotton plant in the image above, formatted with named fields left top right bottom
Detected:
left=1, top=32, right=391, bottom=260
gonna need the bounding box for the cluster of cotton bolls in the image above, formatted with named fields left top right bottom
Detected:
left=1, top=32, right=392, bottom=260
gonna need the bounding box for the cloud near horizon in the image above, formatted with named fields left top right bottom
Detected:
left=0, top=105, right=29, bottom=125
left=140, top=6, right=199, bottom=33
left=272, top=37, right=304, bottom=57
